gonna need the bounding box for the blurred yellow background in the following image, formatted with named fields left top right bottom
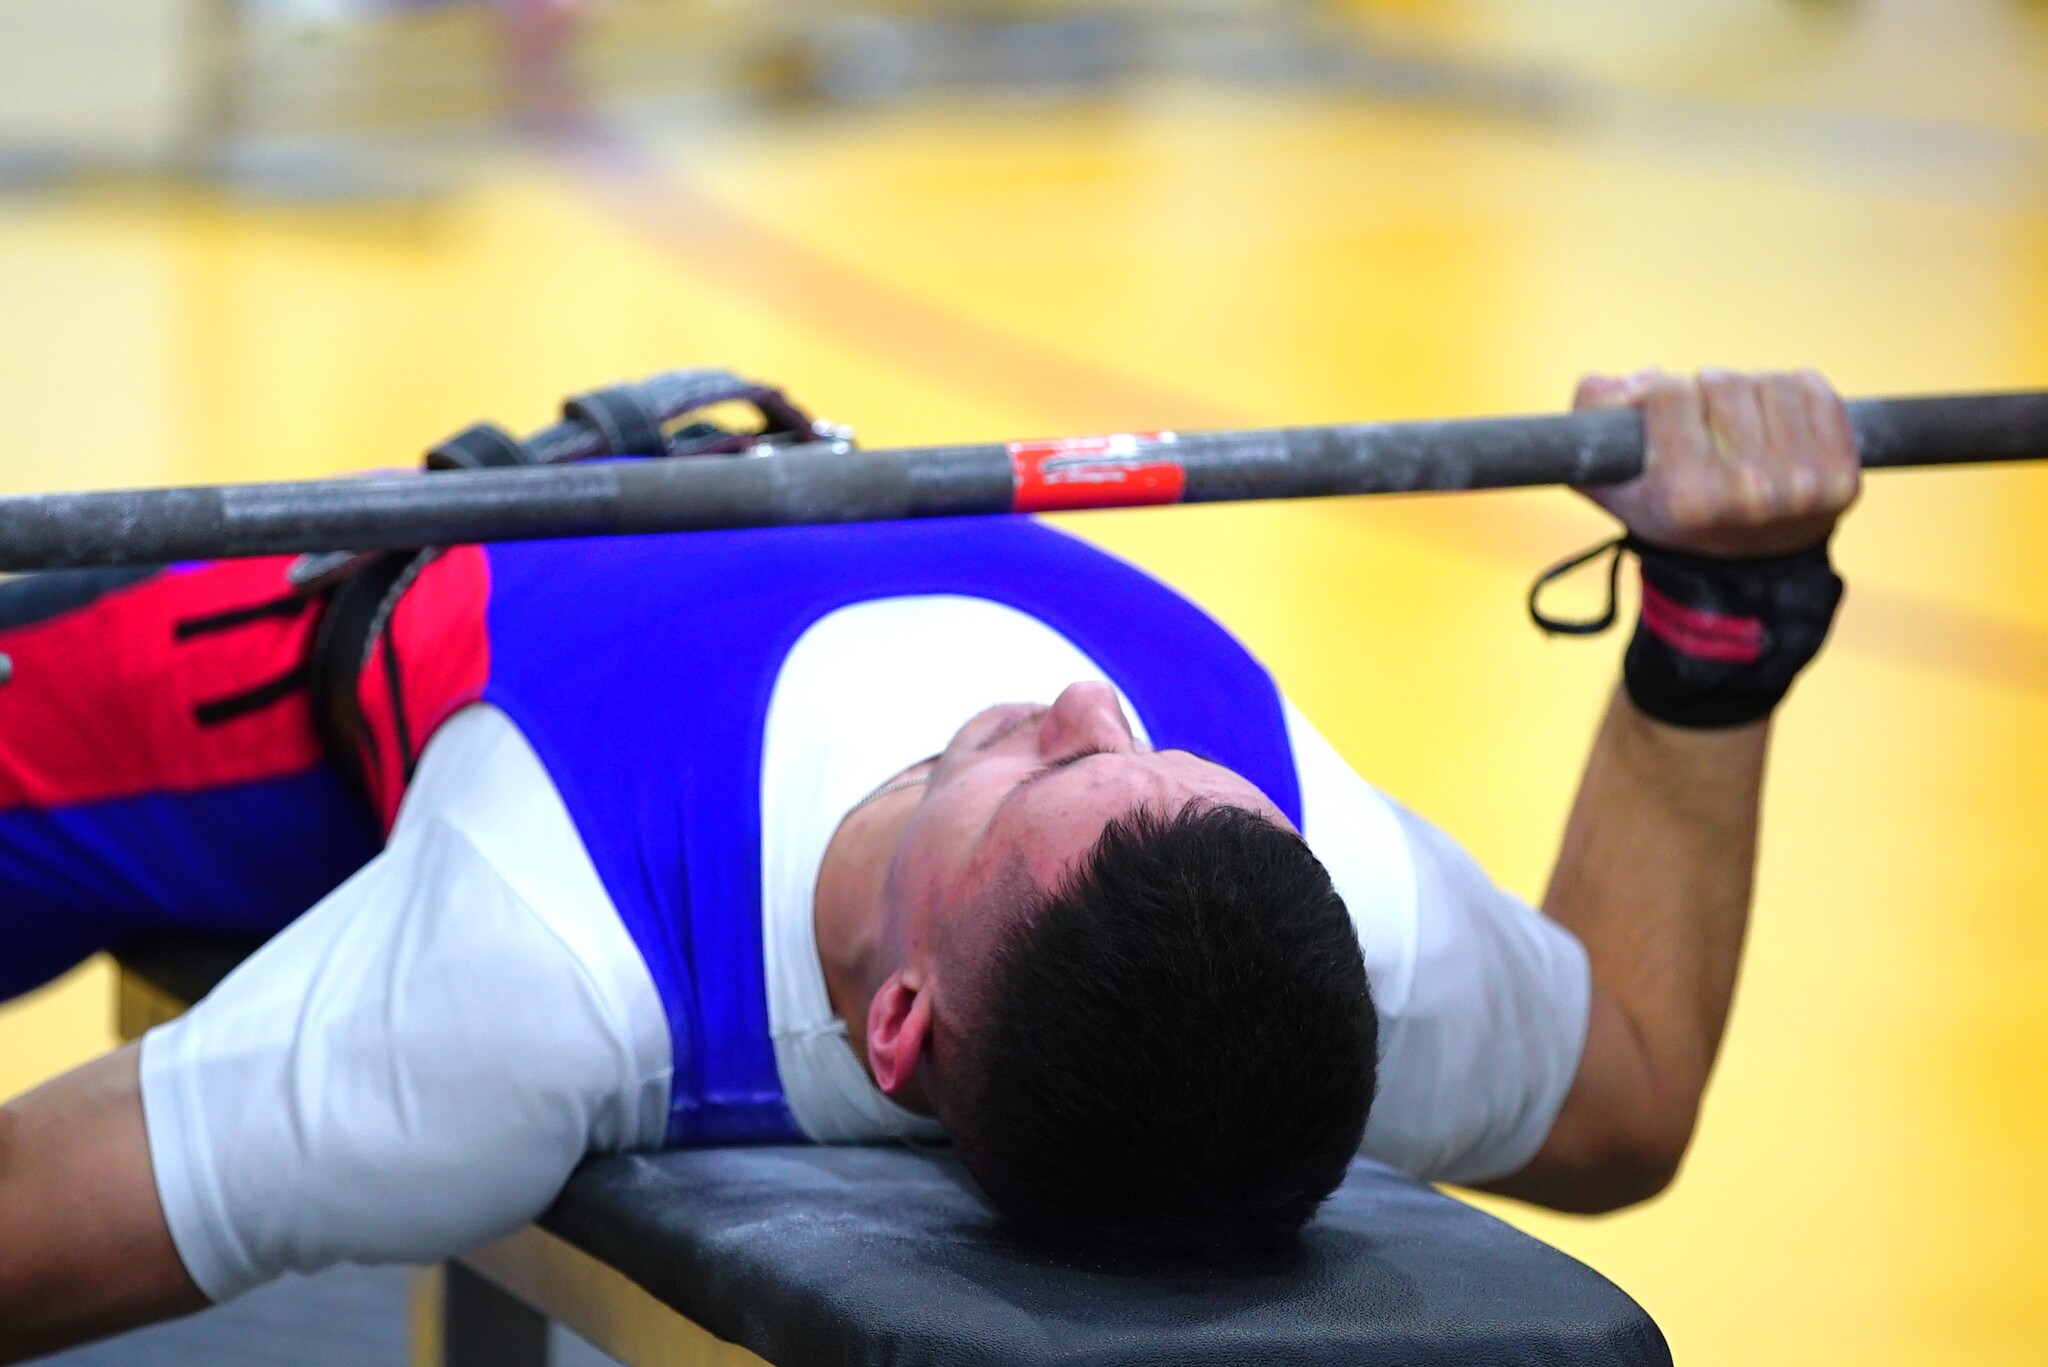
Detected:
left=3, top=0, right=2046, bottom=1361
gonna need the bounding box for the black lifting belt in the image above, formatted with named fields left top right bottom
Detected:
left=299, top=369, right=824, bottom=813
left=305, top=547, right=432, bottom=809
left=425, top=421, right=531, bottom=471
left=563, top=385, right=669, bottom=459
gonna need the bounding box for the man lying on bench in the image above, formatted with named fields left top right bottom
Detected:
left=0, top=369, right=1859, bottom=1362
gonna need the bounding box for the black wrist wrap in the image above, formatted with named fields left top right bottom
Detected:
left=1621, top=538, right=1844, bottom=728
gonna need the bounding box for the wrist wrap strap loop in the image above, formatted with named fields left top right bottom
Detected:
left=1530, top=535, right=1844, bottom=729
left=1527, top=535, right=1628, bottom=636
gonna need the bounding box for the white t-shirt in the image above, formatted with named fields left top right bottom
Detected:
left=141, top=596, right=1589, bottom=1303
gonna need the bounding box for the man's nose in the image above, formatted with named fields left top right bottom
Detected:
left=1038, top=681, right=1135, bottom=758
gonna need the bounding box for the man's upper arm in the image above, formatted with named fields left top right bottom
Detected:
left=141, top=706, right=669, bottom=1302
left=1365, top=803, right=1593, bottom=1184
left=1283, top=701, right=1593, bottom=1185
left=1475, top=990, right=1682, bottom=1212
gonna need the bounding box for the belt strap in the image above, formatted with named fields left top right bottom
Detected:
left=425, top=421, right=531, bottom=471
left=563, top=385, right=668, bottom=459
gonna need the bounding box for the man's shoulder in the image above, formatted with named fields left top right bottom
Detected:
left=1279, top=698, right=1422, bottom=1017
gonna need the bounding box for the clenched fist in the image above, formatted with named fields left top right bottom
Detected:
left=1575, top=369, right=1861, bottom=557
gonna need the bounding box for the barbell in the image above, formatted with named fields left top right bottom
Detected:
left=0, top=374, right=2043, bottom=574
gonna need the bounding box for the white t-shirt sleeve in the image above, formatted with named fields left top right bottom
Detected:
left=1285, top=702, right=1591, bottom=1187
left=1366, top=800, right=1592, bottom=1185
left=139, top=706, right=669, bottom=1303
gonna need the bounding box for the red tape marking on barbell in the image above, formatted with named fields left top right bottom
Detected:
left=1008, top=433, right=1187, bottom=513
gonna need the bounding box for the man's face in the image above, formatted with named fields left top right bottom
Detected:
left=883, top=681, right=1291, bottom=988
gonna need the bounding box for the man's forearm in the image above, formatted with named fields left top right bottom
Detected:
left=1549, top=689, right=1766, bottom=1102
left=1487, top=688, right=1768, bottom=1211
left=0, top=1045, right=205, bottom=1363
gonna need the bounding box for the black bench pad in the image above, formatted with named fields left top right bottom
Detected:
left=542, top=1146, right=1672, bottom=1367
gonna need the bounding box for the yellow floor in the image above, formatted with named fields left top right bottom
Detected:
left=4, top=1, right=2048, bottom=1360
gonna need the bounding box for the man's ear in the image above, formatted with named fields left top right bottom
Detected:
left=866, top=969, right=933, bottom=1098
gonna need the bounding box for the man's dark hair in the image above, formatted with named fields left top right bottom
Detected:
left=948, top=802, right=1377, bottom=1258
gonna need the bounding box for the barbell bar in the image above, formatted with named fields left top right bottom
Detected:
left=0, top=386, right=2044, bottom=573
